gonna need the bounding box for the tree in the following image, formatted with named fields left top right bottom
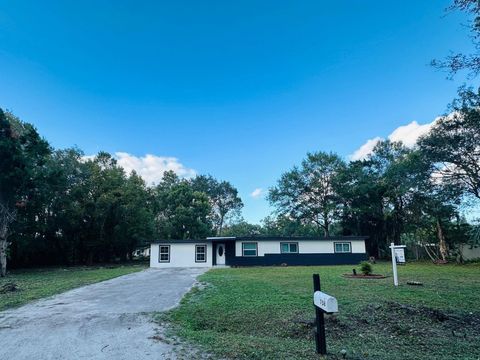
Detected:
left=117, top=171, right=155, bottom=260
left=367, top=142, right=431, bottom=245
left=154, top=171, right=213, bottom=239
left=419, top=87, right=480, bottom=201
left=268, top=152, right=346, bottom=237
left=0, top=109, right=50, bottom=275
left=431, top=0, right=480, bottom=78
left=335, top=160, right=387, bottom=256
left=191, top=175, right=243, bottom=235
left=222, top=219, right=264, bottom=237
left=261, top=215, right=319, bottom=237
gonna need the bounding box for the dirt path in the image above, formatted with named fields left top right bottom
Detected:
left=0, top=268, right=207, bottom=360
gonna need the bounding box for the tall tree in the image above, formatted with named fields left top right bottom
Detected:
left=154, top=171, right=213, bottom=239
left=0, top=109, right=50, bottom=275
left=419, top=87, right=480, bottom=201
left=118, top=171, right=155, bottom=259
left=336, top=160, right=387, bottom=256
left=222, top=219, right=264, bottom=237
left=191, top=175, right=243, bottom=235
left=262, top=215, right=319, bottom=237
left=367, top=141, right=433, bottom=245
left=431, top=0, right=480, bottom=78
left=268, top=152, right=346, bottom=237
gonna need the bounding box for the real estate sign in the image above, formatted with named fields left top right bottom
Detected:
left=394, top=248, right=406, bottom=264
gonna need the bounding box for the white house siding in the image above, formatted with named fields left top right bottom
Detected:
left=235, top=240, right=366, bottom=257
left=150, top=243, right=213, bottom=268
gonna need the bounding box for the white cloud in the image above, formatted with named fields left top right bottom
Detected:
left=250, top=188, right=264, bottom=199
left=350, top=119, right=438, bottom=161
left=388, top=120, right=434, bottom=147
left=350, top=137, right=383, bottom=161
left=115, top=152, right=196, bottom=185
left=80, top=154, right=96, bottom=162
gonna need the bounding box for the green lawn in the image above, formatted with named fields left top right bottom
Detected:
left=164, top=262, right=480, bottom=360
left=0, top=263, right=147, bottom=311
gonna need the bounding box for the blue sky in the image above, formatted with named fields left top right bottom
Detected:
left=0, top=1, right=474, bottom=223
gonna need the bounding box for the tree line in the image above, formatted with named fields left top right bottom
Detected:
left=222, top=88, right=479, bottom=261
left=0, top=109, right=242, bottom=275
left=224, top=1, right=480, bottom=260
left=1, top=1, right=480, bottom=275
left=1, top=88, right=479, bottom=274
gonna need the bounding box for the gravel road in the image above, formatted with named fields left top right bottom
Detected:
left=0, top=267, right=207, bottom=360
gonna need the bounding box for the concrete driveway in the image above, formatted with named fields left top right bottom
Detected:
left=0, top=268, right=207, bottom=360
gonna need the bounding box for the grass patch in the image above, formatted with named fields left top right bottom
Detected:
left=0, top=263, right=147, bottom=311
left=165, top=262, right=480, bottom=360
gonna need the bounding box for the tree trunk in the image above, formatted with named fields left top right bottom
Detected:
left=322, top=213, right=330, bottom=237
left=0, top=224, right=8, bottom=277
left=423, top=242, right=439, bottom=263
left=218, top=215, right=224, bottom=236
left=436, top=218, right=448, bottom=262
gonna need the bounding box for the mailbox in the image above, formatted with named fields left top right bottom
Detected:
left=313, top=291, right=338, bottom=313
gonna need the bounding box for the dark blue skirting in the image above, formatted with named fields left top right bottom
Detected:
left=226, top=253, right=367, bottom=266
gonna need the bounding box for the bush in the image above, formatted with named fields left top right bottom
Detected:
left=359, top=261, right=373, bottom=275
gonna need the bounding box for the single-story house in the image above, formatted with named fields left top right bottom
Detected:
left=150, top=236, right=367, bottom=268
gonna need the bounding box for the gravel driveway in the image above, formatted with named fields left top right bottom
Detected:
left=0, top=268, right=207, bottom=360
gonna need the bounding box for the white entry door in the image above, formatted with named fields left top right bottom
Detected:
left=216, top=243, right=226, bottom=265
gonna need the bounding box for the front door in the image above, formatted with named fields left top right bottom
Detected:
left=216, top=243, right=226, bottom=265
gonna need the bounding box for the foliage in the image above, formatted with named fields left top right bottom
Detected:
left=419, top=87, right=480, bottom=201
left=359, top=261, right=373, bottom=275
left=0, top=110, right=51, bottom=275
left=191, top=175, right=243, bottom=235
left=268, top=152, right=346, bottom=236
left=431, top=0, right=480, bottom=78
left=154, top=171, right=213, bottom=239
left=222, top=219, right=264, bottom=237
left=261, top=215, right=320, bottom=237
left=0, top=109, right=242, bottom=270
left=165, top=263, right=480, bottom=360
left=265, top=139, right=466, bottom=259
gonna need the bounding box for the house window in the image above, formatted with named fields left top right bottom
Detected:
left=195, top=245, right=207, bottom=263
left=334, top=242, right=351, bottom=253
left=242, top=242, right=257, bottom=256
left=281, top=242, right=298, bottom=254
left=159, top=245, right=170, bottom=262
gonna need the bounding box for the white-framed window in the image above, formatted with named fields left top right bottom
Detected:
left=242, top=242, right=257, bottom=256
left=159, top=245, right=170, bottom=262
left=334, top=242, right=351, bottom=253
left=280, top=242, right=298, bottom=254
left=195, top=245, right=207, bottom=263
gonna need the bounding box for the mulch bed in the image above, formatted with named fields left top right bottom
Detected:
left=342, top=274, right=387, bottom=279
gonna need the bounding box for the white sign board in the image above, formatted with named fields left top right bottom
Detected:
left=389, top=243, right=406, bottom=286
left=394, top=248, right=406, bottom=264
left=314, top=291, right=338, bottom=313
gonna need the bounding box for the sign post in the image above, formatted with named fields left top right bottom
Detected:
left=312, top=274, right=338, bottom=355
left=389, top=243, right=406, bottom=287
